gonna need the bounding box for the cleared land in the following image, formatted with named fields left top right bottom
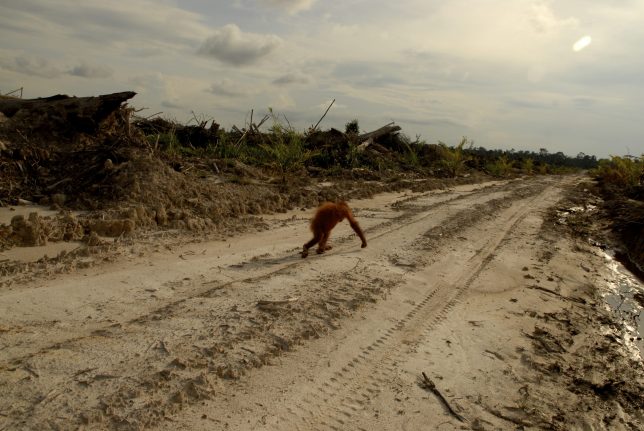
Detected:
left=1, top=175, right=642, bottom=431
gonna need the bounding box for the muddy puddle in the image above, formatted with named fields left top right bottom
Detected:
left=601, top=250, right=644, bottom=357
left=557, top=200, right=644, bottom=357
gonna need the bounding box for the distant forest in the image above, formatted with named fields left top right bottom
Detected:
left=463, top=146, right=598, bottom=170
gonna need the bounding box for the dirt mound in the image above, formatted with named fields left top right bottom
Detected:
left=0, top=92, right=140, bottom=207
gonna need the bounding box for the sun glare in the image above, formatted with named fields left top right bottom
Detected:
left=573, top=35, right=592, bottom=52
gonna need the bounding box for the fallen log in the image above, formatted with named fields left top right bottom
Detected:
left=0, top=91, right=136, bottom=134
left=0, top=91, right=135, bottom=119
left=358, top=122, right=401, bottom=143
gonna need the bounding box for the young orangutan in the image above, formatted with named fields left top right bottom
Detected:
left=301, top=201, right=367, bottom=258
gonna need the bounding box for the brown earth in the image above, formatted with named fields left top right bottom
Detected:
left=0, top=174, right=642, bottom=431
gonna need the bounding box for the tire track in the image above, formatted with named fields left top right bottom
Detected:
left=0, top=181, right=511, bottom=367
left=0, top=179, right=555, bottom=430
left=273, top=179, right=566, bottom=430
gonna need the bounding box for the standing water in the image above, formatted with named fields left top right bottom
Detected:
left=601, top=250, right=644, bottom=358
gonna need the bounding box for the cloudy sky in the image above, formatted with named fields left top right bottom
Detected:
left=1, top=0, right=643, bottom=157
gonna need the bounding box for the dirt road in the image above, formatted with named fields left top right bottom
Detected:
left=1, top=175, right=642, bottom=430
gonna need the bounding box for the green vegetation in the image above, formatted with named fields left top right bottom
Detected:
left=259, top=110, right=316, bottom=181
left=521, top=158, right=534, bottom=174
left=260, top=132, right=314, bottom=181
left=147, top=130, right=179, bottom=156
left=592, top=155, right=643, bottom=191
left=403, top=144, right=420, bottom=168
left=346, top=141, right=361, bottom=168
left=464, top=147, right=597, bottom=171
left=136, top=112, right=602, bottom=181
left=212, top=130, right=246, bottom=160
left=437, top=138, right=470, bottom=177
left=345, top=119, right=360, bottom=135
left=591, top=154, right=644, bottom=272
left=485, top=155, right=514, bottom=177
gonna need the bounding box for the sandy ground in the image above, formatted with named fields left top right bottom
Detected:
left=0, top=175, right=642, bottom=430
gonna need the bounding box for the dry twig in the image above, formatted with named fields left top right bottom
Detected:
left=312, top=99, right=335, bottom=131
left=420, top=372, right=466, bottom=423
left=257, top=297, right=299, bottom=310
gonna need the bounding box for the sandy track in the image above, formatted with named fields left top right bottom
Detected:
left=1, top=176, right=642, bottom=430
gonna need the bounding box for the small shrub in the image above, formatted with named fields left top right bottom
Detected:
left=346, top=142, right=360, bottom=168
left=437, top=137, right=470, bottom=177
left=486, top=155, right=513, bottom=177
left=345, top=119, right=360, bottom=135
left=213, top=131, right=245, bottom=160
left=260, top=111, right=315, bottom=181
left=521, top=158, right=534, bottom=174
left=402, top=141, right=420, bottom=168
left=146, top=130, right=180, bottom=156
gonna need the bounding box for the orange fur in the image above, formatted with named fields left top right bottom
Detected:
left=301, top=201, right=367, bottom=258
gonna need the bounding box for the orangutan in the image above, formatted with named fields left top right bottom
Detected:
left=301, top=201, right=367, bottom=258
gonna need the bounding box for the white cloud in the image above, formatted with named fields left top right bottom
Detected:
left=315, top=99, right=346, bottom=110
left=128, top=73, right=165, bottom=93
left=529, top=0, right=578, bottom=33
left=198, top=24, right=282, bottom=66
left=2, top=56, right=113, bottom=81
left=0, top=0, right=211, bottom=50
left=273, top=72, right=313, bottom=85
left=269, top=93, right=296, bottom=110
left=0, top=55, right=62, bottom=78
left=207, top=79, right=255, bottom=97
left=161, top=100, right=184, bottom=109
left=258, top=0, right=316, bottom=14
left=68, top=63, right=113, bottom=79
left=0, top=1, right=642, bottom=157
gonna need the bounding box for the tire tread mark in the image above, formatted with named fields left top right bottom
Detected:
left=273, top=183, right=556, bottom=430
